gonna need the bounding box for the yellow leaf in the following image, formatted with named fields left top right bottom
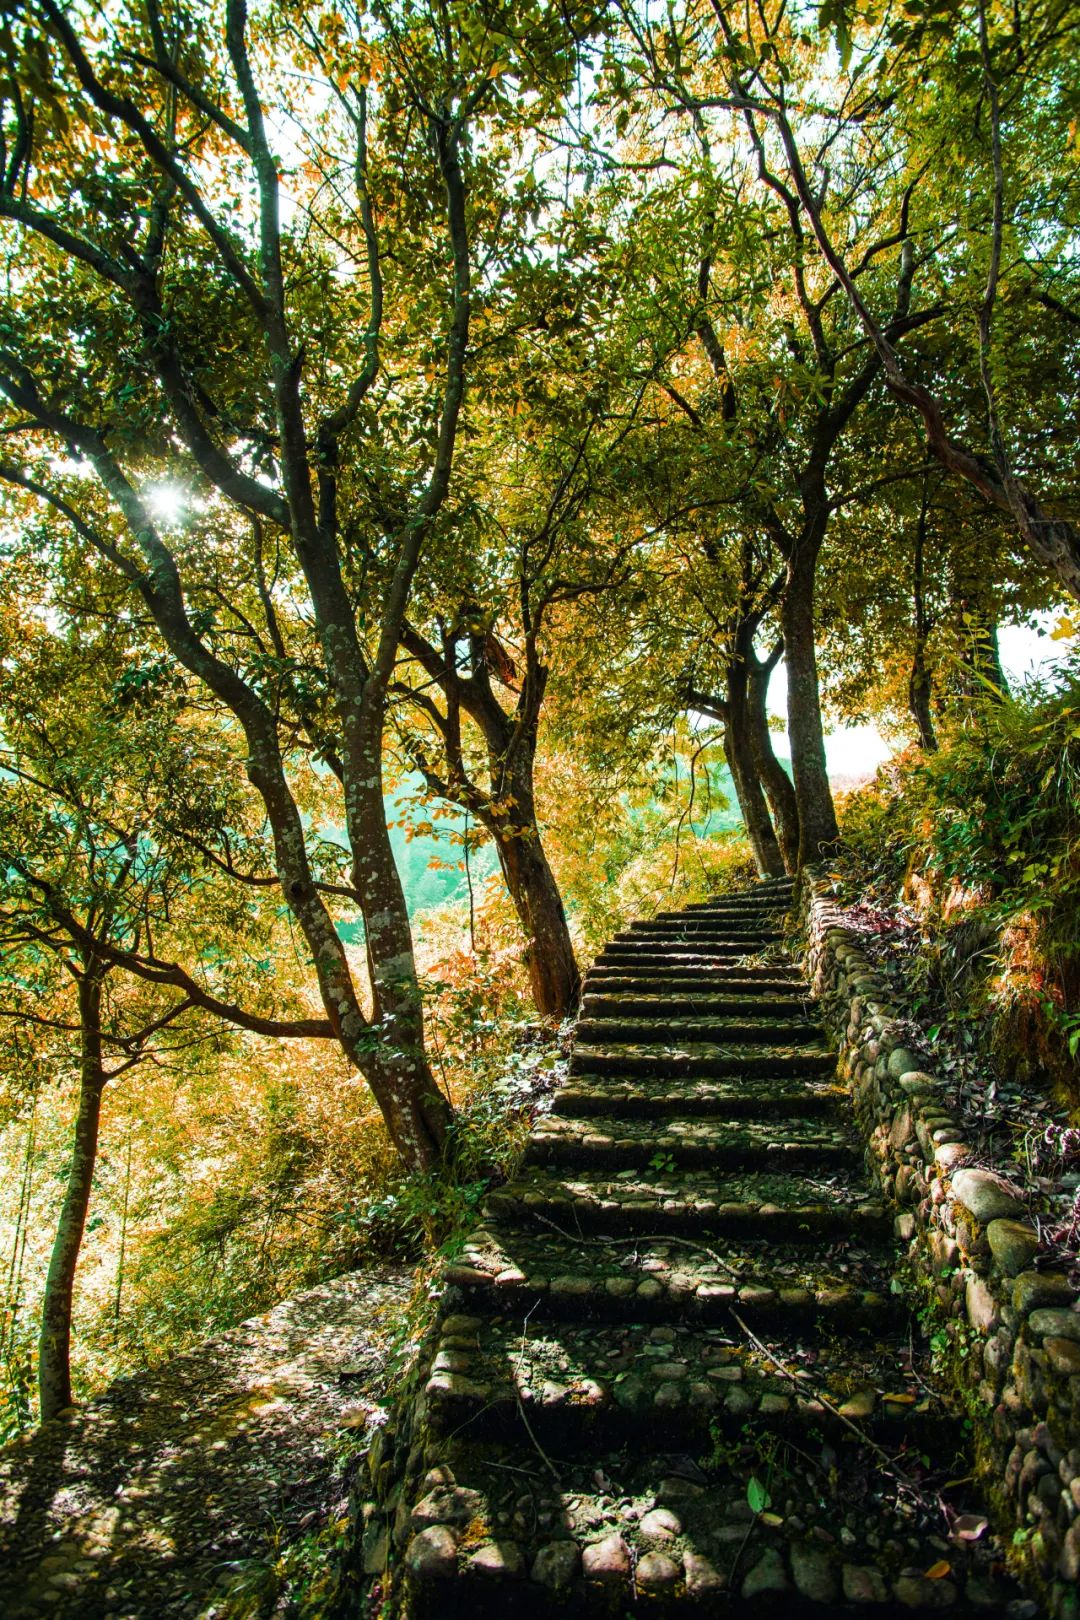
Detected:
left=925, top=1561, right=952, bottom=1580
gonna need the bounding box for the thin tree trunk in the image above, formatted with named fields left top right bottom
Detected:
left=782, top=545, right=839, bottom=865
left=725, top=660, right=785, bottom=879
left=490, top=758, right=580, bottom=1019
left=909, top=655, right=938, bottom=751
left=747, top=657, right=800, bottom=872
left=398, top=624, right=581, bottom=1022
left=910, top=489, right=938, bottom=750
left=38, top=970, right=106, bottom=1422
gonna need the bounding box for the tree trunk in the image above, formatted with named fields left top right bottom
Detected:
left=491, top=759, right=581, bottom=1019
left=746, top=658, right=800, bottom=873
left=782, top=545, right=839, bottom=865
left=909, top=652, right=938, bottom=751
left=349, top=727, right=451, bottom=1172
left=724, top=660, right=785, bottom=879
left=910, top=492, right=938, bottom=751
left=38, top=970, right=106, bottom=1423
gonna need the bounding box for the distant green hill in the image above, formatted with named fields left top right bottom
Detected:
left=336, top=760, right=767, bottom=934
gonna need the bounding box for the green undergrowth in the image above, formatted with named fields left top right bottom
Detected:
left=835, top=660, right=1080, bottom=1114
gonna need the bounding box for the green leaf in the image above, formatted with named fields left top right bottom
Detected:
left=747, top=1476, right=771, bottom=1514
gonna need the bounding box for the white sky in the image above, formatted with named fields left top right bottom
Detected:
left=766, top=615, right=1071, bottom=780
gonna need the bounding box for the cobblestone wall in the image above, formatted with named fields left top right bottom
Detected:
left=799, top=869, right=1080, bottom=1619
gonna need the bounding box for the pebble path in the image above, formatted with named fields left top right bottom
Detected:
left=0, top=1269, right=408, bottom=1617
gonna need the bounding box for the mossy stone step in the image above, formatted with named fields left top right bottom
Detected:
left=574, top=1016, right=820, bottom=1048
left=441, top=1225, right=898, bottom=1330
left=670, top=909, right=789, bottom=926
left=626, top=921, right=783, bottom=938
left=680, top=889, right=793, bottom=910
left=398, top=1438, right=1010, bottom=1618
left=567, top=1042, right=833, bottom=1080
left=615, top=939, right=782, bottom=956
left=585, top=969, right=803, bottom=994
left=525, top=1112, right=857, bottom=1172
left=597, top=942, right=777, bottom=962
left=646, top=919, right=785, bottom=934
left=592, top=955, right=787, bottom=976
left=482, top=1166, right=886, bottom=1240
left=553, top=1073, right=845, bottom=1119
left=580, top=992, right=809, bottom=1019
left=423, top=1315, right=950, bottom=1453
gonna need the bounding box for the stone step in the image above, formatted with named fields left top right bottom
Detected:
left=524, top=1112, right=857, bottom=1172
left=580, top=991, right=809, bottom=1019
left=592, top=955, right=783, bottom=976
left=567, top=1041, right=833, bottom=1080
left=399, top=1440, right=1012, bottom=1617
left=597, top=942, right=775, bottom=963
left=645, top=918, right=784, bottom=934
left=482, top=1166, right=886, bottom=1240
left=654, top=900, right=790, bottom=913
left=641, top=920, right=786, bottom=933
left=441, top=1224, right=898, bottom=1330
left=423, top=1315, right=950, bottom=1454
left=682, top=883, right=794, bottom=907
left=626, top=920, right=782, bottom=938
left=615, top=939, right=782, bottom=957
left=680, top=894, right=799, bottom=920
left=574, top=1016, right=820, bottom=1048
left=585, top=966, right=803, bottom=992
left=553, top=1072, right=844, bottom=1119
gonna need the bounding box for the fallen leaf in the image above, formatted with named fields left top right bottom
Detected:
left=925, top=1560, right=952, bottom=1579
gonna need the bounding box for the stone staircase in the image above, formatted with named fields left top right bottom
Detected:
left=389, top=881, right=1025, bottom=1616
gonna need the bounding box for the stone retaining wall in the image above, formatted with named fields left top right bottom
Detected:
left=798, top=869, right=1080, bottom=1619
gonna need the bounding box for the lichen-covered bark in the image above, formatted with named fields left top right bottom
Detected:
left=747, top=656, right=800, bottom=873
left=723, top=658, right=785, bottom=879
left=38, top=969, right=106, bottom=1422
left=782, top=546, right=839, bottom=866
left=493, top=761, right=581, bottom=1020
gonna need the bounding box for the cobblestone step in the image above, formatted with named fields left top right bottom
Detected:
left=596, top=941, right=779, bottom=963
left=574, top=1015, right=820, bottom=1047
left=399, top=1440, right=1011, bottom=1619
left=678, top=884, right=793, bottom=912
left=584, top=968, right=803, bottom=993
left=654, top=907, right=790, bottom=920
left=525, top=1112, right=857, bottom=1171
left=423, top=1314, right=947, bottom=1452
left=626, top=920, right=782, bottom=938
left=552, top=1072, right=845, bottom=1118
left=580, top=991, right=809, bottom=1018
left=440, top=1225, right=898, bottom=1329
left=568, top=1041, right=834, bottom=1080
left=482, top=1166, right=887, bottom=1240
